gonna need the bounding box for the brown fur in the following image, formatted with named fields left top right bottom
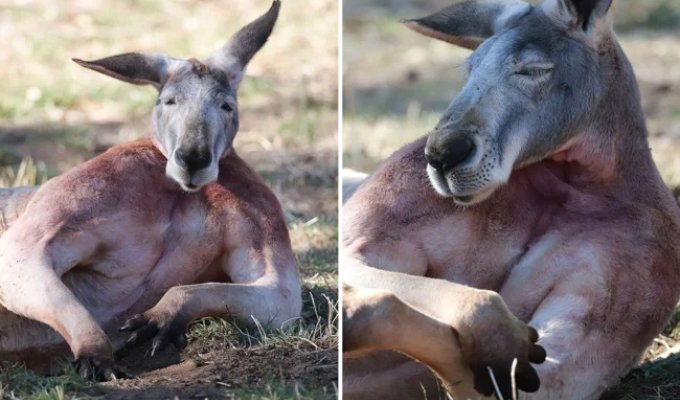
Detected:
left=0, top=139, right=300, bottom=375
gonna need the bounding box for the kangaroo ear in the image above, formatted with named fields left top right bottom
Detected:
left=72, top=53, right=177, bottom=89
left=403, top=0, right=531, bottom=50
left=542, top=0, right=613, bottom=32
left=205, top=0, right=281, bottom=90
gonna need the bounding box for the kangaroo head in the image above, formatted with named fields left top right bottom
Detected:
left=407, top=0, right=620, bottom=205
left=74, top=1, right=280, bottom=192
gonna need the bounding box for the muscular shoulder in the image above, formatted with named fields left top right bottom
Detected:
left=23, top=140, right=165, bottom=221
left=39, top=139, right=163, bottom=192
left=343, top=137, right=450, bottom=244
left=71, top=139, right=165, bottom=181
left=361, top=137, right=431, bottom=196
left=206, top=152, right=289, bottom=242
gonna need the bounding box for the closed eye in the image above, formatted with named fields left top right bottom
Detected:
left=220, top=102, right=234, bottom=113
left=515, top=63, right=555, bottom=78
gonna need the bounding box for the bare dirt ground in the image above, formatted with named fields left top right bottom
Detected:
left=344, top=0, right=680, bottom=398
left=97, top=337, right=337, bottom=399
left=0, top=0, right=338, bottom=399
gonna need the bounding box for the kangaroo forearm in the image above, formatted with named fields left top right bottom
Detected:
left=168, top=282, right=296, bottom=327
left=343, top=285, right=485, bottom=400
left=342, top=252, right=495, bottom=326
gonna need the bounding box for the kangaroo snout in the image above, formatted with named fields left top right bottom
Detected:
left=425, top=132, right=476, bottom=173
left=424, top=124, right=502, bottom=205
left=175, top=146, right=212, bottom=174
left=167, top=144, right=219, bottom=192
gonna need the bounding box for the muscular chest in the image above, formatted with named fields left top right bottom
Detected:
left=90, top=194, right=225, bottom=287
left=419, top=203, right=544, bottom=290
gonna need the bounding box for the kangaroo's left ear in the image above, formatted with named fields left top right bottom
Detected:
left=541, top=0, right=613, bottom=33
left=403, top=0, right=532, bottom=50
left=205, top=0, right=281, bottom=90
left=73, top=53, right=178, bottom=90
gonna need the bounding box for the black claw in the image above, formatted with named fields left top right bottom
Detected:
left=120, top=313, right=190, bottom=357
left=512, top=359, right=538, bottom=393
left=473, top=365, right=495, bottom=397
left=104, top=368, right=117, bottom=381
left=173, top=332, right=188, bottom=351
left=150, top=336, right=165, bottom=357
left=529, top=344, right=547, bottom=364
left=73, top=357, right=126, bottom=382
left=528, top=326, right=539, bottom=343
left=126, top=331, right=138, bottom=345
left=125, top=324, right=159, bottom=348
left=75, top=358, right=93, bottom=379
left=120, top=314, right=146, bottom=331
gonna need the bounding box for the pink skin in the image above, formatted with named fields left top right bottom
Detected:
left=342, top=130, right=680, bottom=398
left=0, top=138, right=301, bottom=376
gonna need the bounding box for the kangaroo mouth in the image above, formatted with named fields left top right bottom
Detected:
left=174, top=174, right=216, bottom=193
left=450, top=185, right=498, bottom=206
left=453, top=195, right=474, bottom=204
left=166, top=160, right=218, bottom=193
left=182, top=182, right=200, bottom=192
left=426, top=162, right=500, bottom=206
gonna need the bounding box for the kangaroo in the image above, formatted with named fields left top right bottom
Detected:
left=342, top=0, right=680, bottom=399
left=0, top=1, right=301, bottom=381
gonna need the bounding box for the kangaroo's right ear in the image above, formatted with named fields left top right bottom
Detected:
left=72, top=53, right=178, bottom=89
left=403, top=0, right=531, bottom=50
left=205, top=0, right=281, bottom=90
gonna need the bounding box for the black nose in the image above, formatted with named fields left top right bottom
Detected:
left=425, top=137, right=475, bottom=172
left=175, top=147, right=212, bottom=174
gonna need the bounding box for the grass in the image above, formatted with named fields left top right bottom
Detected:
left=0, top=275, right=338, bottom=398
left=0, top=158, right=47, bottom=188
left=601, top=355, right=680, bottom=400
left=0, top=363, right=337, bottom=400
left=0, top=363, right=96, bottom=400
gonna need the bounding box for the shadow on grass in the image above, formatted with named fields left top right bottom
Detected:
left=602, top=354, right=680, bottom=400
left=0, top=120, right=147, bottom=179
left=297, top=245, right=338, bottom=275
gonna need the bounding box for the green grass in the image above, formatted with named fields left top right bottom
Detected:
left=0, top=363, right=97, bottom=400
left=186, top=288, right=337, bottom=349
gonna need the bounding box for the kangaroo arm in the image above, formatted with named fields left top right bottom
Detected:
left=341, top=250, right=546, bottom=398
left=343, top=283, right=485, bottom=399
left=341, top=251, right=498, bottom=325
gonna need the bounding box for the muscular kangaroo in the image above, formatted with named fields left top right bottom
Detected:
left=342, top=0, right=680, bottom=399
left=0, top=1, right=301, bottom=380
